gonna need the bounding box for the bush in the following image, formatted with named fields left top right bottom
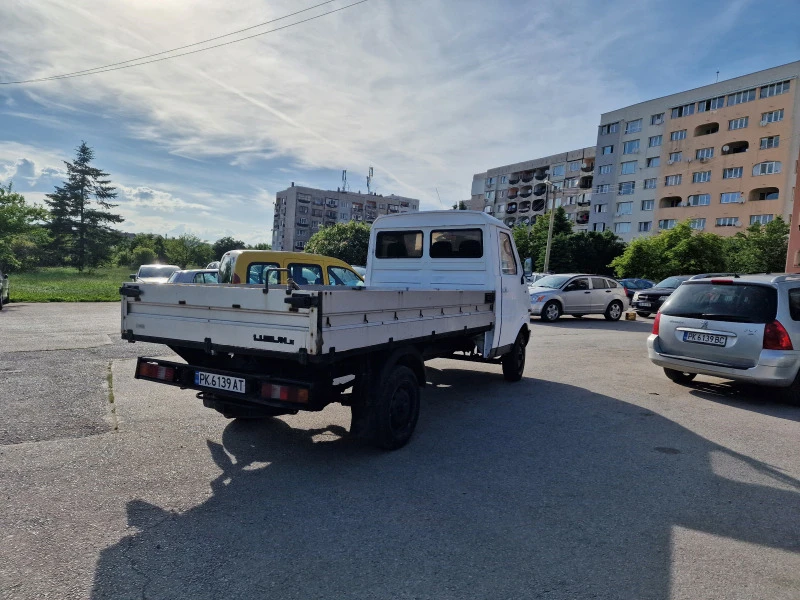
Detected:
left=131, top=246, right=157, bottom=269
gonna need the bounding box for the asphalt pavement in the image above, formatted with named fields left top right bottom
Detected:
left=1, top=302, right=799, bottom=599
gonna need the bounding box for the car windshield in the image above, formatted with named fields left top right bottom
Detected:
left=655, top=276, right=689, bottom=289
left=139, top=266, right=178, bottom=278
left=532, top=275, right=571, bottom=289
left=661, top=282, right=777, bottom=323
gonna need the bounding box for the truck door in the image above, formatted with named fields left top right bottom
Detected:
left=497, top=230, right=526, bottom=349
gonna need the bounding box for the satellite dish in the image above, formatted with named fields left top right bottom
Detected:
left=722, top=145, right=730, bottom=152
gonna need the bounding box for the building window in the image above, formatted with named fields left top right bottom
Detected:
left=625, top=119, right=642, bottom=134
left=659, top=219, right=677, bottom=230
left=646, top=157, right=660, bottom=168
left=651, top=113, right=665, bottom=125
left=668, top=152, right=682, bottom=163
left=750, top=214, right=774, bottom=225
left=618, top=181, right=635, bottom=195
left=596, top=184, right=610, bottom=194
left=599, top=122, right=619, bottom=135
left=692, top=171, right=711, bottom=183
left=639, top=221, right=652, bottom=232
left=687, top=194, right=710, bottom=206
left=551, top=164, right=566, bottom=176
left=760, top=80, right=790, bottom=98
left=756, top=190, right=779, bottom=200
left=569, top=161, right=581, bottom=172
left=643, top=178, right=657, bottom=190
left=670, top=129, right=687, bottom=141
left=564, top=177, right=578, bottom=188
left=728, top=117, right=748, bottom=130
left=616, top=201, right=633, bottom=215
left=698, top=96, right=725, bottom=112
left=727, top=88, right=756, bottom=106
left=601, top=145, right=614, bottom=155
left=648, top=135, right=663, bottom=147
left=760, top=136, right=780, bottom=150
left=695, top=147, right=714, bottom=160
left=551, top=181, right=564, bottom=191
left=500, top=175, right=507, bottom=184
left=665, top=174, right=682, bottom=186
left=670, top=103, right=695, bottom=118
left=598, top=164, right=612, bottom=175
left=620, top=161, right=637, bottom=175
left=761, top=109, right=784, bottom=124
left=594, top=203, right=608, bottom=213
left=641, top=199, right=654, bottom=211
left=716, top=217, right=740, bottom=227
left=614, top=222, right=631, bottom=234
left=753, top=161, right=781, bottom=176
left=722, top=167, right=743, bottom=179
left=298, top=206, right=309, bottom=214
left=689, top=218, right=706, bottom=230
left=498, top=190, right=506, bottom=199
left=622, top=140, right=640, bottom=154
left=484, top=191, right=494, bottom=200
left=720, top=192, right=742, bottom=204
left=340, top=212, right=348, bottom=219
left=485, top=177, right=495, bottom=185
left=312, top=209, right=323, bottom=217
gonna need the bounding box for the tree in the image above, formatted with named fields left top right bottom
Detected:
left=212, top=236, right=247, bottom=260
left=165, top=234, right=213, bottom=268
left=726, top=217, right=789, bottom=273
left=248, top=242, right=272, bottom=250
left=131, top=246, right=157, bottom=269
left=564, top=230, right=626, bottom=275
left=304, top=221, right=371, bottom=265
left=451, top=201, right=467, bottom=210
left=45, top=142, right=123, bottom=270
left=0, top=182, right=49, bottom=271
left=513, top=208, right=573, bottom=270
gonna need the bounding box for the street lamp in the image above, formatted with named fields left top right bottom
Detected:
left=542, top=178, right=558, bottom=274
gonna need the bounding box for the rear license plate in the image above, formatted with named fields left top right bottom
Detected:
left=683, top=332, right=727, bottom=346
left=195, top=371, right=246, bottom=393
left=638, top=302, right=651, bottom=307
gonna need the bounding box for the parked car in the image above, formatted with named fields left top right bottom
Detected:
left=529, top=274, right=627, bottom=322
left=647, top=274, right=800, bottom=403
left=167, top=269, right=219, bottom=284
left=0, top=268, right=8, bottom=310
left=351, top=265, right=367, bottom=277
left=631, top=275, right=692, bottom=317
left=131, top=264, right=181, bottom=284
left=206, top=261, right=220, bottom=270
left=617, top=278, right=655, bottom=300
left=218, top=250, right=363, bottom=286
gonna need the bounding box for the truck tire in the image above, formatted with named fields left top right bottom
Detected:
left=502, top=330, right=527, bottom=382
left=368, top=365, right=420, bottom=450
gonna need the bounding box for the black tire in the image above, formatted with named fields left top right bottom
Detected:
left=369, top=365, right=420, bottom=450
left=502, top=330, right=527, bottom=382
left=605, top=300, right=624, bottom=321
left=540, top=300, right=561, bottom=322
left=636, top=311, right=651, bottom=318
left=780, top=371, right=800, bottom=406
left=663, top=368, right=696, bottom=385
left=0, top=295, right=3, bottom=310
left=573, top=314, right=584, bottom=319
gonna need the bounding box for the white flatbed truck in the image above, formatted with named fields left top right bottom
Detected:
left=121, top=211, right=530, bottom=449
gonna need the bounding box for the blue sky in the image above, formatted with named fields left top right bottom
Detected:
left=1, top=0, right=798, bottom=245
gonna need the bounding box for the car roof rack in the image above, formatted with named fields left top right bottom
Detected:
left=771, top=274, right=800, bottom=283
left=688, top=272, right=741, bottom=280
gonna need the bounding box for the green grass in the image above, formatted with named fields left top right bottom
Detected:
left=9, top=266, right=133, bottom=302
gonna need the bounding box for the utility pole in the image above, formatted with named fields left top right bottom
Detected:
left=543, top=179, right=555, bottom=273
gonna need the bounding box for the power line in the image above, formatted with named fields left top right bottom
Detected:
left=0, top=0, right=369, bottom=85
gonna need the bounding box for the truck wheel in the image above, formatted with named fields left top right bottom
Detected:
left=370, top=365, right=420, bottom=450
left=663, top=368, right=696, bottom=385
left=502, top=331, right=527, bottom=382
left=604, top=300, right=624, bottom=321
left=540, top=301, right=561, bottom=322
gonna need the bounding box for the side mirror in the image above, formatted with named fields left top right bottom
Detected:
left=129, top=274, right=136, bottom=281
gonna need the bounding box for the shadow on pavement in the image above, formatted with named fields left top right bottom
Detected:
left=530, top=315, right=654, bottom=333
left=91, top=368, right=800, bottom=599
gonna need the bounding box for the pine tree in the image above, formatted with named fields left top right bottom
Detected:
left=45, top=142, right=123, bottom=270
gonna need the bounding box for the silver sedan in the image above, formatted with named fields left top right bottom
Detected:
left=529, top=274, right=628, bottom=322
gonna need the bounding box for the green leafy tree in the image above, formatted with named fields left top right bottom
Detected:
left=0, top=182, right=49, bottom=271
left=131, top=246, right=157, bottom=269
left=212, top=236, right=247, bottom=260
left=726, top=217, right=789, bottom=273
left=304, top=221, right=371, bottom=265
left=44, top=142, right=123, bottom=270
left=247, top=242, right=272, bottom=250
left=164, top=234, right=210, bottom=268
left=451, top=201, right=467, bottom=210
left=564, top=230, right=626, bottom=275
left=513, top=208, right=573, bottom=270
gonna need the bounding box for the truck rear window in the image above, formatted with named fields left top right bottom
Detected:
left=430, top=229, right=483, bottom=258
left=662, top=282, right=777, bottom=323
left=375, top=231, right=423, bottom=258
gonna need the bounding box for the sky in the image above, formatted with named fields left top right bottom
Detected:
left=0, top=0, right=798, bottom=246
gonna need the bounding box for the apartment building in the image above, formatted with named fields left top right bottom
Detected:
left=592, top=61, right=800, bottom=242
left=785, top=148, right=800, bottom=271
left=469, top=147, right=596, bottom=230
left=271, top=184, right=420, bottom=251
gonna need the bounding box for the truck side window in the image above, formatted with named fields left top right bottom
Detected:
left=499, top=232, right=517, bottom=275
left=430, top=229, right=483, bottom=258
left=376, top=231, right=423, bottom=258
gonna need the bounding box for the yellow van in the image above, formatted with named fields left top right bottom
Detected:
left=218, top=250, right=363, bottom=286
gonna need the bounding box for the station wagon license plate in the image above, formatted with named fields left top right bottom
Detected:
left=683, top=332, right=726, bottom=346
left=195, top=371, right=246, bottom=393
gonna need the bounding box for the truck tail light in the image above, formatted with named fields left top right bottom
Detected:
left=138, top=361, right=177, bottom=382
left=261, top=383, right=309, bottom=404
left=763, top=320, right=793, bottom=351
left=652, top=312, right=661, bottom=335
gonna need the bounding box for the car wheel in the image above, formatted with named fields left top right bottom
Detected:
left=604, top=300, right=623, bottom=321
left=663, top=368, right=696, bottom=385
left=540, top=301, right=561, bottom=322
left=502, top=330, right=527, bottom=382
left=0, top=294, right=3, bottom=310
left=636, top=311, right=651, bottom=318
left=780, top=370, right=800, bottom=406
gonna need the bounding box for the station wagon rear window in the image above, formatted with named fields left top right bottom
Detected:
left=662, top=282, right=777, bottom=323
left=429, top=229, right=483, bottom=258
left=375, top=231, right=423, bottom=258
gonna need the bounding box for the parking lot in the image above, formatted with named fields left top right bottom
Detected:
left=1, top=302, right=799, bottom=599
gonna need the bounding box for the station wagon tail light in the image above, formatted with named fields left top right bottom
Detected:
left=763, top=320, right=793, bottom=351
left=652, top=312, right=661, bottom=335
left=138, top=362, right=177, bottom=382
left=232, top=273, right=241, bottom=284
left=261, top=382, right=309, bottom=404
left=710, top=279, right=733, bottom=285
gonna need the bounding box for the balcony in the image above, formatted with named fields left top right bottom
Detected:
left=519, top=185, right=533, bottom=198
left=576, top=212, right=589, bottom=225
left=578, top=176, right=593, bottom=190
left=576, top=194, right=591, bottom=206
left=694, top=122, right=719, bottom=137
left=507, top=202, right=518, bottom=214
left=581, top=161, right=594, bottom=172
left=531, top=198, right=546, bottom=212
left=504, top=217, right=516, bottom=227
left=517, top=216, right=531, bottom=226
left=507, top=187, right=519, bottom=200
left=534, top=168, right=548, bottom=181
left=519, top=200, right=531, bottom=212
left=660, top=196, right=682, bottom=209
left=521, top=170, right=534, bottom=183
left=297, top=195, right=311, bottom=204
left=722, top=141, right=749, bottom=155
left=749, top=187, right=779, bottom=202
left=533, top=183, right=547, bottom=197
left=509, top=172, right=521, bottom=185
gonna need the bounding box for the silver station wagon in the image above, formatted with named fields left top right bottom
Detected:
left=647, top=274, right=800, bottom=401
